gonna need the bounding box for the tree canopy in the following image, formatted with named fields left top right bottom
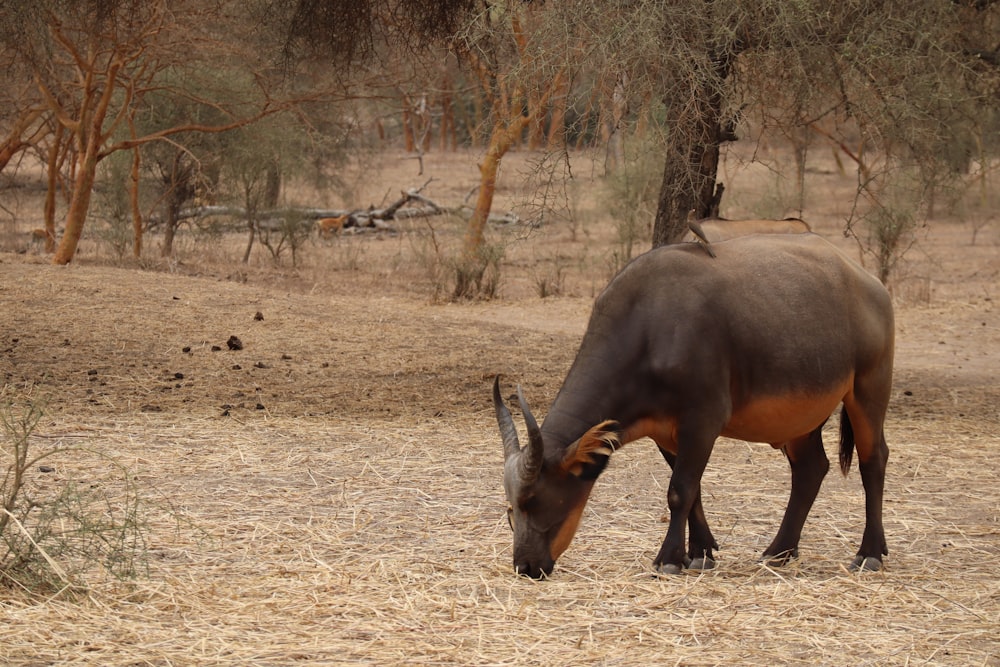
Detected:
left=1, top=0, right=998, bottom=277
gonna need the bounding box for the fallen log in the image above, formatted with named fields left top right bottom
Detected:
left=144, top=180, right=526, bottom=235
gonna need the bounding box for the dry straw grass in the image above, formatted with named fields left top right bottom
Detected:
left=1, top=412, right=997, bottom=665
left=1, top=256, right=997, bottom=666
left=2, top=146, right=999, bottom=665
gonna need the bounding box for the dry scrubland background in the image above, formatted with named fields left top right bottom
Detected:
left=1, top=144, right=999, bottom=665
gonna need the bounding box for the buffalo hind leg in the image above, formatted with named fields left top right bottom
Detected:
left=853, top=432, right=889, bottom=571
left=851, top=425, right=889, bottom=572
left=658, top=448, right=719, bottom=570
left=843, top=384, right=891, bottom=572
left=763, top=426, right=829, bottom=565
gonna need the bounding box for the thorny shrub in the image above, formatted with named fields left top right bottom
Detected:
left=0, top=388, right=147, bottom=595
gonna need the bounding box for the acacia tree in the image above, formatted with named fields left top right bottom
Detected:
left=12, top=0, right=983, bottom=276
left=476, top=0, right=999, bottom=272
left=490, top=2, right=970, bottom=245
left=5, top=1, right=177, bottom=263
left=0, top=0, right=321, bottom=264
left=241, top=0, right=998, bottom=297
left=449, top=4, right=569, bottom=297
left=611, top=1, right=1000, bottom=248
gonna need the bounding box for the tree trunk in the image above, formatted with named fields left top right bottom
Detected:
left=129, top=145, right=143, bottom=258
left=264, top=161, right=281, bottom=208
left=546, top=76, right=568, bottom=149
left=651, top=48, right=733, bottom=247
left=51, top=60, right=121, bottom=265
left=0, top=142, right=27, bottom=176
left=454, top=115, right=528, bottom=298
left=160, top=152, right=193, bottom=258
left=52, top=150, right=98, bottom=264
left=418, top=95, right=432, bottom=152
left=439, top=76, right=457, bottom=151
left=402, top=94, right=415, bottom=153
left=527, top=90, right=546, bottom=150
left=651, top=126, right=724, bottom=247
left=604, top=73, right=628, bottom=173
left=242, top=180, right=258, bottom=264
left=162, top=208, right=178, bottom=257
left=242, top=219, right=256, bottom=264
left=42, top=124, right=63, bottom=254
left=456, top=60, right=563, bottom=297
left=462, top=125, right=511, bottom=256
left=161, top=188, right=179, bottom=257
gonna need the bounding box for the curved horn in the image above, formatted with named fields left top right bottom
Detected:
left=516, top=385, right=544, bottom=483
left=493, top=376, right=520, bottom=461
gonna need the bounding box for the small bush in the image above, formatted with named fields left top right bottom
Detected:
left=451, top=241, right=504, bottom=301
left=409, top=219, right=451, bottom=302
left=93, top=193, right=133, bottom=263
left=865, top=205, right=918, bottom=284
left=93, top=153, right=140, bottom=263
left=532, top=260, right=566, bottom=298
left=0, top=391, right=147, bottom=594
left=602, top=141, right=658, bottom=274
left=257, top=213, right=315, bottom=267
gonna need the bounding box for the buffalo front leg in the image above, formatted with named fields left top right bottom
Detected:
left=654, top=433, right=715, bottom=575
left=763, top=427, right=829, bottom=565
left=658, top=447, right=719, bottom=570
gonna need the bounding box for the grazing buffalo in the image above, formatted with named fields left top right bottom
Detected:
left=495, top=233, right=894, bottom=579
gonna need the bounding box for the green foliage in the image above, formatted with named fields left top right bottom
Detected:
left=92, top=151, right=135, bottom=262
left=256, top=212, right=315, bottom=267
left=849, top=165, right=928, bottom=285
left=602, top=140, right=659, bottom=274
left=863, top=205, right=920, bottom=286
left=216, top=110, right=348, bottom=266
left=0, top=390, right=147, bottom=594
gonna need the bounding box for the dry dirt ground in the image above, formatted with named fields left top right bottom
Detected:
left=1, top=145, right=999, bottom=665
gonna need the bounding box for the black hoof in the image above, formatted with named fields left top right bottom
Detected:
left=760, top=547, right=798, bottom=567
left=688, top=556, right=716, bottom=571
left=654, top=562, right=684, bottom=575
left=849, top=556, right=882, bottom=572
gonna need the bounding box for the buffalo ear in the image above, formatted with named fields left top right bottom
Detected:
left=561, top=420, right=621, bottom=479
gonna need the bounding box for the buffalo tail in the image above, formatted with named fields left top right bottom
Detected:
left=838, top=404, right=854, bottom=476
